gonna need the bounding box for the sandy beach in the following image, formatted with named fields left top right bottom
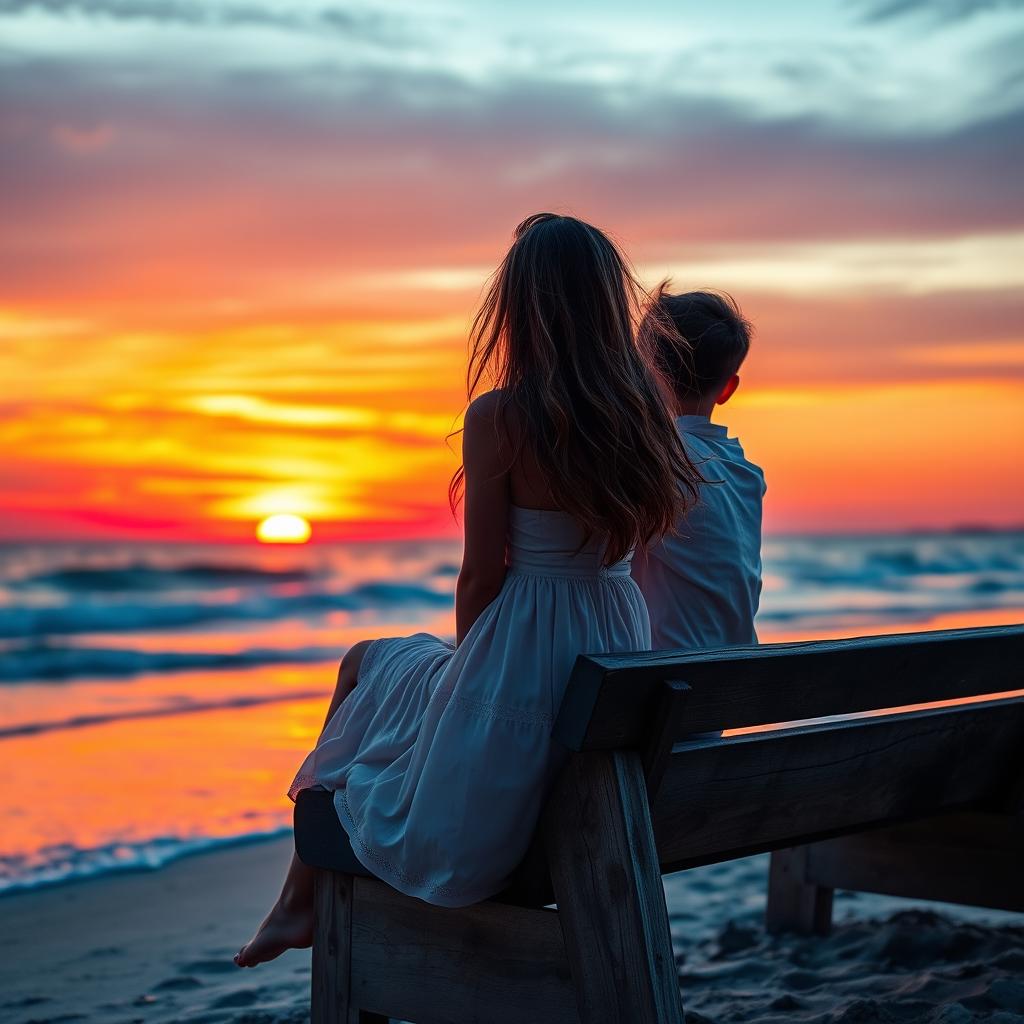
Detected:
left=0, top=838, right=308, bottom=1024
left=3, top=835, right=1022, bottom=1024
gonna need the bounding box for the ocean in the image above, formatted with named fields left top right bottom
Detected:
left=2, top=531, right=1023, bottom=896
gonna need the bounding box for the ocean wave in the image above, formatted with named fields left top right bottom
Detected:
left=0, top=579, right=454, bottom=640
left=0, top=829, right=292, bottom=897
left=6, top=534, right=1023, bottom=644
left=756, top=593, right=1023, bottom=625
left=765, top=534, right=1024, bottom=589
left=15, top=562, right=318, bottom=591
left=0, top=642, right=339, bottom=683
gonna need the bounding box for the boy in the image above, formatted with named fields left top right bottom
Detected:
left=633, top=289, right=766, bottom=650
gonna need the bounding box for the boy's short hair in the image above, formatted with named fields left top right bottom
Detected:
left=654, top=288, right=752, bottom=399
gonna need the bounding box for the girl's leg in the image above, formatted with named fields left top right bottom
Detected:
left=234, top=639, right=374, bottom=968
left=234, top=851, right=315, bottom=967
left=319, top=639, right=373, bottom=733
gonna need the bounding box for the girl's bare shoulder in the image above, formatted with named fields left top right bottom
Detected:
left=466, top=388, right=506, bottom=419
left=465, top=389, right=521, bottom=444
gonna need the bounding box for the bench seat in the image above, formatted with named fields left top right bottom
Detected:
left=295, top=787, right=555, bottom=907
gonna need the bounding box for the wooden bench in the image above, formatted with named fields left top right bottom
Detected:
left=295, top=623, right=1024, bottom=1023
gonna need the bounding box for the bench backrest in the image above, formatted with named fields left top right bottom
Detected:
left=554, top=624, right=1024, bottom=871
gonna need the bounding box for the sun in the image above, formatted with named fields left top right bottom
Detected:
left=256, top=513, right=312, bottom=544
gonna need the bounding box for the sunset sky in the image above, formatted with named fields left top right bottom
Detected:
left=2, top=0, right=1022, bottom=541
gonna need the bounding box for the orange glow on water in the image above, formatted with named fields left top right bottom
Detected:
left=0, top=693, right=326, bottom=870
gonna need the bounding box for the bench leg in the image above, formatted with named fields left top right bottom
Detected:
left=543, top=750, right=684, bottom=1024
left=766, top=846, right=834, bottom=936
left=313, top=871, right=389, bottom=1024
left=789, top=813, right=1024, bottom=915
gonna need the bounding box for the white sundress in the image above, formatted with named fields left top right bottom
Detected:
left=289, top=505, right=650, bottom=907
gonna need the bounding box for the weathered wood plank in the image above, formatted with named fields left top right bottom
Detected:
left=311, top=870, right=355, bottom=1024
left=651, top=697, right=1024, bottom=870
left=641, top=680, right=691, bottom=799
left=765, top=846, right=834, bottom=935
left=349, top=877, right=577, bottom=1024
left=802, top=812, right=1024, bottom=912
left=543, top=751, right=684, bottom=1024
left=555, top=624, right=1024, bottom=750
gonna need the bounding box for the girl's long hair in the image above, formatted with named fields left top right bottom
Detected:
left=450, top=213, right=703, bottom=565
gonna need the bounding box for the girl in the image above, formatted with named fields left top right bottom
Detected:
left=236, top=213, right=701, bottom=967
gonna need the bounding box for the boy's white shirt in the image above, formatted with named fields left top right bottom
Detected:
left=632, top=415, right=766, bottom=651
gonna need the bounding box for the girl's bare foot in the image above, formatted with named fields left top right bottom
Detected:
left=233, top=897, right=313, bottom=968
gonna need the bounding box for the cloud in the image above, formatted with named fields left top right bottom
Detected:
left=739, top=288, right=1024, bottom=386
left=653, top=233, right=1024, bottom=299
left=852, top=0, right=1024, bottom=23
left=0, top=0, right=412, bottom=45
left=5, top=0, right=1021, bottom=134
left=52, top=121, right=116, bottom=153
left=1, top=46, right=1022, bottom=326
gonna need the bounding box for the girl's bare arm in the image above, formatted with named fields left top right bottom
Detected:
left=455, top=394, right=510, bottom=645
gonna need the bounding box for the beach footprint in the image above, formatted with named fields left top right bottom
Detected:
left=154, top=975, right=203, bottom=991
left=179, top=958, right=238, bottom=976
left=19, top=1015, right=86, bottom=1023
left=210, top=988, right=263, bottom=1009
left=2, top=996, right=51, bottom=1010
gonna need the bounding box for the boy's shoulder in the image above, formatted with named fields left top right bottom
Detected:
left=676, top=421, right=766, bottom=489
left=675, top=418, right=743, bottom=454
